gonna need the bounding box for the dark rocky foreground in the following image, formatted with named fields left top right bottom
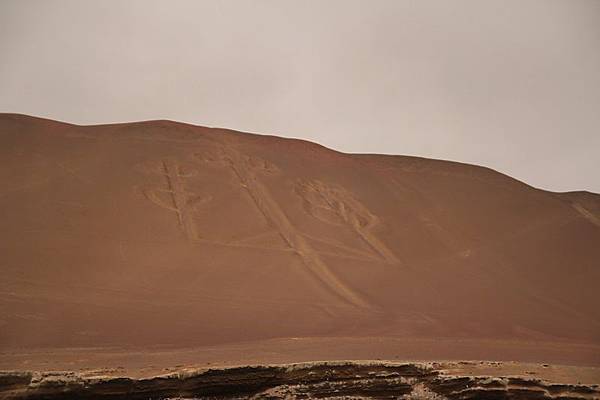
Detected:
left=1, top=361, right=598, bottom=400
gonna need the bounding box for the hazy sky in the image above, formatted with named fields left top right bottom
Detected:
left=1, top=0, right=599, bottom=192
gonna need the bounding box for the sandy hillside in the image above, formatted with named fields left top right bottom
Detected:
left=0, top=113, right=599, bottom=369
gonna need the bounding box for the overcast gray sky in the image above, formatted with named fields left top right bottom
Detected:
left=1, top=0, right=599, bottom=192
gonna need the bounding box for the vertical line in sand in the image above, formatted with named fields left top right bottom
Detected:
left=162, top=160, right=199, bottom=241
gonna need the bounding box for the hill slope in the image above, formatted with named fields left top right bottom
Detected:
left=0, top=114, right=599, bottom=368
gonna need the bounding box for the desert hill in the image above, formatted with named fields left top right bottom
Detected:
left=0, top=113, right=599, bottom=369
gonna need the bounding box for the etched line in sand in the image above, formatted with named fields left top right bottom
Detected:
left=226, top=229, right=289, bottom=248
left=161, top=160, right=198, bottom=240
left=142, top=160, right=211, bottom=242
left=300, top=232, right=382, bottom=262
left=218, top=149, right=372, bottom=309
left=572, top=202, right=600, bottom=228
left=296, top=179, right=401, bottom=266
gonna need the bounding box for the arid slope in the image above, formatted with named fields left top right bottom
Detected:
left=0, top=114, right=599, bottom=369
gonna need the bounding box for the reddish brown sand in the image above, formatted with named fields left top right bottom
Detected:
left=0, top=113, right=599, bottom=374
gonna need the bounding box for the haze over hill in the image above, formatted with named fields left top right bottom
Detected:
left=2, top=1, right=600, bottom=195
left=1, top=114, right=599, bottom=371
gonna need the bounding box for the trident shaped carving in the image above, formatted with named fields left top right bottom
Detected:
left=194, top=148, right=373, bottom=309
left=143, top=159, right=211, bottom=241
